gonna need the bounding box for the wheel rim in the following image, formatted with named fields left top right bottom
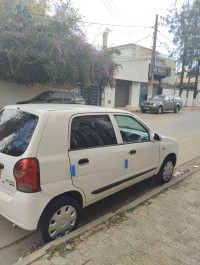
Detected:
left=48, top=205, right=77, bottom=240
left=163, top=161, right=173, bottom=181
left=158, top=107, right=162, bottom=114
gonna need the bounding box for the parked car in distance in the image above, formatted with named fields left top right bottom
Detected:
left=0, top=104, right=178, bottom=243
left=140, top=95, right=183, bottom=114
left=16, top=90, right=85, bottom=104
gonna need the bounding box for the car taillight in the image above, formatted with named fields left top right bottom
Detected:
left=14, top=158, right=41, bottom=193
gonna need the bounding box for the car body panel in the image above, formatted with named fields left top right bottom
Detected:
left=17, top=90, right=85, bottom=105
left=0, top=104, right=178, bottom=231
left=141, top=95, right=183, bottom=113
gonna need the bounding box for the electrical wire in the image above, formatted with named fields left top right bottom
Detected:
left=80, top=20, right=152, bottom=29
left=157, top=38, right=172, bottom=54
left=135, top=35, right=153, bottom=44
left=157, top=29, right=174, bottom=45
left=102, top=0, right=117, bottom=18
left=110, top=0, right=120, bottom=14
left=119, top=27, right=153, bottom=35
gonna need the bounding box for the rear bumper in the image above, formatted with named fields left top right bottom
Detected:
left=0, top=189, right=50, bottom=230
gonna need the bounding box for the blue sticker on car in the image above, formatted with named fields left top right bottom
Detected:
left=71, top=164, right=76, bottom=177
left=125, top=159, right=128, bottom=169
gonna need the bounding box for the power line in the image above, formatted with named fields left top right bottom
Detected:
left=110, top=0, right=120, bottom=14
left=102, top=0, right=116, bottom=18
left=157, top=29, right=174, bottom=45
left=157, top=38, right=171, bottom=54
left=135, top=35, right=152, bottom=44
left=119, top=27, right=153, bottom=35
left=80, top=20, right=152, bottom=29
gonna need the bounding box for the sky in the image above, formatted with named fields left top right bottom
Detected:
left=71, top=0, right=183, bottom=57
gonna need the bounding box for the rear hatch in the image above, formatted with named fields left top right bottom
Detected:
left=0, top=106, right=47, bottom=195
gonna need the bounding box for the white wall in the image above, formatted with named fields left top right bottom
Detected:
left=196, top=92, right=200, bottom=107
left=102, top=86, right=115, bottom=108
left=115, top=60, right=149, bottom=83
left=130, top=82, right=140, bottom=107
left=0, top=80, right=77, bottom=108
left=187, top=91, right=194, bottom=107
left=162, top=88, right=179, bottom=96
left=181, top=91, right=187, bottom=106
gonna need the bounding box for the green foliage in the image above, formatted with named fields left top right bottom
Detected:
left=0, top=0, right=119, bottom=87
left=166, top=0, right=200, bottom=96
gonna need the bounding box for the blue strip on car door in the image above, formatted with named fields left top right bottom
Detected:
left=71, top=164, right=76, bottom=177
left=125, top=158, right=128, bottom=169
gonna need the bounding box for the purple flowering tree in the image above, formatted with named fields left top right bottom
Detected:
left=0, top=0, right=119, bottom=87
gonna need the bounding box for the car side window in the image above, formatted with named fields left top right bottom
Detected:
left=48, top=92, right=63, bottom=102
left=63, top=92, right=74, bottom=101
left=115, top=115, right=150, bottom=143
left=70, top=115, right=117, bottom=150
left=164, top=96, right=170, bottom=102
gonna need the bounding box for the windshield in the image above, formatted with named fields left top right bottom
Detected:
left=0, top=109, right=38, bottom=156
left=148, top=96, right=164, bottom=101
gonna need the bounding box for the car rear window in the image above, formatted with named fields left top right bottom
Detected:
left=0, top=109, right=38, bottom=156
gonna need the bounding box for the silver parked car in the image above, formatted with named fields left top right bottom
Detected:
left=140, top=95, right=183, bottom=114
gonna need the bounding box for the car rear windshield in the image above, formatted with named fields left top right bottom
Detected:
left=0, top=108, right=38, bottom=156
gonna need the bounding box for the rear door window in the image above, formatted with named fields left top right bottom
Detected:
left=70, top=115, right=117, bottom=149
left=0, top=109, right=38, bottom=156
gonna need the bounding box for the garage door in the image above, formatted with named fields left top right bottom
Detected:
left=115, top=81, right=130, bottom=107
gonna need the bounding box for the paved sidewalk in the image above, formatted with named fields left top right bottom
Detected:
left=27, top=168, right=200, bottom=265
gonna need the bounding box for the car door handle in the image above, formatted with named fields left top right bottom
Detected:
left=78, top=158, right=89, bottom=165
left=130, top=150, right=136, bottom=155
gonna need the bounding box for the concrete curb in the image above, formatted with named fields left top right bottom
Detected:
left=14, top=159, right=200, bottom=265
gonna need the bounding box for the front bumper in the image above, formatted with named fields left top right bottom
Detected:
left=141, top=106, right=158, bottom=112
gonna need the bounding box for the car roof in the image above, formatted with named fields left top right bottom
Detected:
left=5, top=104, right=129, bottom=115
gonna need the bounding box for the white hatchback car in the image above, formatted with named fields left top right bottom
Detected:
left=0, top=104, right=178, bottom=242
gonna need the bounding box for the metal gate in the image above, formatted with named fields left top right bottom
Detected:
left=115, top=80, right=131, bottom=107
left=81, top=86, right=101, bottom=106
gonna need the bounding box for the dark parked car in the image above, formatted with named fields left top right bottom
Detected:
left=17, top=90, right=85, bottom=104
left=140, top=95, right=183, bottom=114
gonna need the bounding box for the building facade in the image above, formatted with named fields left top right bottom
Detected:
left=102, top=44, right=176, bottom=108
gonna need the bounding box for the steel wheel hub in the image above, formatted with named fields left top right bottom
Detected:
left=163, top=161, right=173, bottom=181
left=48, top=205, right=77, bottom=239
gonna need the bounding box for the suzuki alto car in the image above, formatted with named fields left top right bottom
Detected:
left=0, top=104, right=178, bottom=242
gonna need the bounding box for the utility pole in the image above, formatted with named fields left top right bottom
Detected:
left=148, top=14, right=158, bottom=99
left=103, top=28, right=109, bottom=49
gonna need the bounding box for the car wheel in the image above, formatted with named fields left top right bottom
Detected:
left=157, top=106, right=163, bottom=114
left=157, top=157, right=174, bottom=184
left=174, top=106, right=179, bottom=113
left=38, top=196, right=80, bottom=243
left=141, top=109, right=146, bottom=113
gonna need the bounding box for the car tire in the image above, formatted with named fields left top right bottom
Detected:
left=38, top=196, right=80, bottom=243
left=157, top=106, right=163, bottom=114
left=157, top=157, right=174, bottom=184
left=174, top=106, right=179, bottom=113
left=141, top=109, right=146, bottom=113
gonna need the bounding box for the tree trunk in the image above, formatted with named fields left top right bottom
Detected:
left=194, top=58, right=200, bottom=99
left=193, top=58, right=200, bottom=109
left=179, top=54, right=187, bottom=97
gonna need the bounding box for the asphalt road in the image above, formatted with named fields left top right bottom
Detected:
left=1, top=109, right=200, bottom=265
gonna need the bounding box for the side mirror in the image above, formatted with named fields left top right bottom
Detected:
left=154, top=133, right=161, bottom=141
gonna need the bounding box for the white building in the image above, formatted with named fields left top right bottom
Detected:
left=102, top=43, right=176, bottom=108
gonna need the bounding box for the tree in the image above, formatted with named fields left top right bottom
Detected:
left=0, top=0, right=119, bottom=88
left=166, top=0, right=200, bottom=104
left=166, top=1, right=194, bottom=96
